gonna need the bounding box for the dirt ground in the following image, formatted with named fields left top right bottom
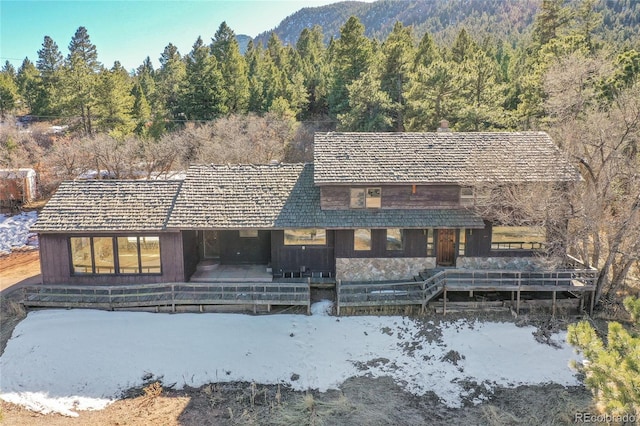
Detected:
left=0, top=250, right=41, bottom=292
left=0, top=251, right=597, bottom=425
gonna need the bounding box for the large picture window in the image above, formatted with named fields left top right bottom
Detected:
left=354, top=229, right=372, bottom=251
left=284, top=229, right=327, bottom=245
left=71, top=236, right=161, bottom=275
left=491, top=226, right=545, bottom=250
left=386, top=229, right=403, bottom=251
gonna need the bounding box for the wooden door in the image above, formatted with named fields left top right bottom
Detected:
left=436, top=229, right=456, bottom=266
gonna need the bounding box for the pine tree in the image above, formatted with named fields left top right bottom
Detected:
left=94, top=61, right=135, bottom=137
left=337, top=71, right=394, bottom=132
left=295, top=25, right=329, bottom=116
left=59, top=27, right=102, bottom=134
left=16, top=58, right=40, bottom=115
left=380, top=21, right=415, bottom=131
left=328, top=16, right=373, bottom=117
left=568, top=297, right=640, bottom=417
left=156, top=43, right=186, bottom=126
left=2, top=61, right=16, bottom=79
left=182, top=36, right=227, bottom=121
left=211, top=22, right=249, bottom=113
left=0, top=70, right=18, bottom=118
left=36, top=35, right=64, bottom=117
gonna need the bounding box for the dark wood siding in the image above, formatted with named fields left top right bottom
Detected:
left=218, top=230, right=270, bottom=264
left=271, top=230, right=335, bottom=274
left=39, top=232, right=185, bottom=285
left=320, top=185, right=460, bottom=210
left=334, top=229, right=427, bottom=258
left=182, top=230, right=199, bottom=280
left=464, top=221, right=492, bottom=257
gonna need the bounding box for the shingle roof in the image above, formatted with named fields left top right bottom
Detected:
left=32, top=180, right=182, bottom=232
left=166, top=163, right=484, bottom=229
left=314, top=132, right=581, bottom=185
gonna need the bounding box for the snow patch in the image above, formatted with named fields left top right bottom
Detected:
left=310, top=300, right=333, bottom=316
left=0, top=310, right=582, bottom=416
left=0, top=211, right=38, bottom=255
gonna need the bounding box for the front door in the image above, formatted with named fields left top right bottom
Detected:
left=436, top=229, right=456, bottom=266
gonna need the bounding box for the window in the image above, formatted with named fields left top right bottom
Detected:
left=366, top=188, right=381, bottom=208
left=350, top=187, right=381, bottom=208
left=284, top=229, right=326, bottom=245
left=92, top=237, right=115, bottom=274
left=70, top=237, right=92, bottom=274
left=491, top=226, right=546, bottom=250
left=460, top=187, right=474, bottom=206
left=425, top=229, right=434, bottom=256
left=458, top=229, right=466, bottom=256
left=70, top=236, right=161, bottom=275
left=350, top=188, right=365, bottom=208
left=386, top=229, right=403, bottom=251
left=354, top=229, right=371, bottom=251
left=239, top=230, right=259, bottom=238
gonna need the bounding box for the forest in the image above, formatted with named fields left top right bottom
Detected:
left=0, top=0, right=638, bottom=307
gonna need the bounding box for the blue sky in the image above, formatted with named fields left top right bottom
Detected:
left=1, top=0, right=355, bottom=72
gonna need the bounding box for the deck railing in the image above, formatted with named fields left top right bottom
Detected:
left=336, top=267, right=597, bottom=314
left=23, top=282, right=310, bottom=313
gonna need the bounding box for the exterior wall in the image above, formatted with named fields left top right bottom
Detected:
left=218, top=230, right=271, bottom=264
left=320, top=185, right=460, bottom=210
left=334, top=229, right=427, bottom=258
left=463, top=222, right=492, bottom=257
left=182, top=230, right=199, bottom=281
left=39, top=232, right=185, bottom=285
left=270, top=230, right=335, bottom=275
left=336, top=257, right=436, bottom=281
left=456, top=256, right=553, bottom=270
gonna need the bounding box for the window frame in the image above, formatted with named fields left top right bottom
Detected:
left=69, top=235, right=162, bottom=276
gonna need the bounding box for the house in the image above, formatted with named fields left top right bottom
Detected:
left=31, top=131, right=587, bottom=297
left=0, top=168, right=37, bottom=207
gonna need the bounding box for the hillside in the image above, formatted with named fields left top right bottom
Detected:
left=254, top=0, right=539, bottom=46
left=253, top=0, right=640, bottom=47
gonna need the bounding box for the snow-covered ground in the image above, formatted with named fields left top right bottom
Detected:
left=0, top=304, right=581, bottom=417
left=0, top=211, right=38, bottom=255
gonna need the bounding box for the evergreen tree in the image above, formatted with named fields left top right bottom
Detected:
left=328, top=16, right=373, bottom=117
left=295, top=25, right=329, bottom=116
left=337, top=71, right=394, bottom=131
left=0, top=70, right=18, bottom=118
left=37, top=36, right=64, bottom=76
left=380, top=21, right=415, bottom=131
left=35, top=35, right=64, bottom=117
left=16, top=58, right=40, bottom=115
left=211, top=22, right=249, bottom=113
left=59, top=27, right=102, bottom=134
left=245, top=40, right=266, bottom=112
left=95, top=61, right=135, bottom=137
left=131, top=83, right=152, bottom=136
left=156, top=43, right=187, bottom=126
left=2, top=61, right=16, bottom=78
left=568, top=297, right=640, bottom=417
left=414, top=32, right=439, bottom=70
left=182, top=36, right=227, bottom=121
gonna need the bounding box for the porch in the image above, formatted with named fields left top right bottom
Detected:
left=189, top=261, right=273, bottom=283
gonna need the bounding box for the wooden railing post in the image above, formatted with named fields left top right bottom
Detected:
left=336, top=279, right=341, bottom=316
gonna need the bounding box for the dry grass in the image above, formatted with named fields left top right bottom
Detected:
left=271, top=391, right=356, bottom=426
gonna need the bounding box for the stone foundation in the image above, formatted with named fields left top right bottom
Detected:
left=456, top=257, right=558, bottom=270
left=336, top=257, right=436, bottom=282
